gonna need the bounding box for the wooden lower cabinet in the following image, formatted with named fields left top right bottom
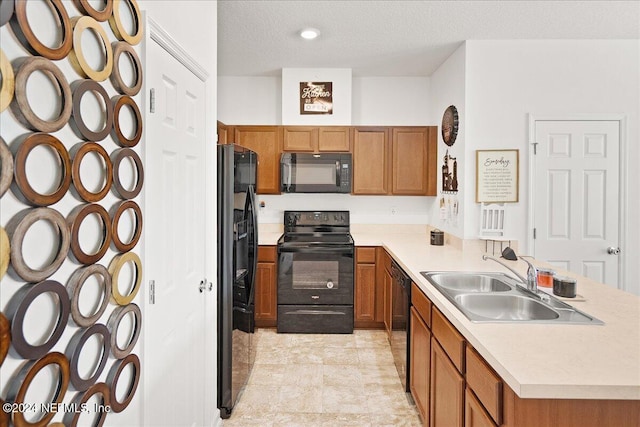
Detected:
left=465, top=388, right=498, bottom=427
left=410, top=307, right=431, bottom=423
left=255, top=246, right=277, bottom=327
left=430, top=338, right=465, bottom=427
left=355, top=247, right=380, bottom=327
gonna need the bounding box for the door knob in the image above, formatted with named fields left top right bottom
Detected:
left=607, top=247, right=621, bottom=255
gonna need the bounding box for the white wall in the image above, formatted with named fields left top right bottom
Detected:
left=464, top=40, right=640, bottom=294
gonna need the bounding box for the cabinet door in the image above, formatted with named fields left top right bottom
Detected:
left=235, top=126, right=282, bottom=194
left=283, top=126, right=317, bottom=152
left=255, top=262, right=277, bottom=326
left=355, top=263, right=376, bottom=323
left=318, top=127, right=350, bottom=151
left=217, top=121, right=233, bottom=145
left=391, top=127, right=429, bottom=195
left=430, top=339, right=464, bottom=427
left=352, top=127, right=389, bottom=194
left=383, top=268, right=392, bottom=340
left=410, top=307, right=431, bottom=423
left=465, top=388, right=498, bottom=427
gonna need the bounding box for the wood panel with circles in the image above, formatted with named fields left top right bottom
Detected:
left=70, top=80, right=114, bottom=141
left=110, top=41, right=143, bottom=96
left=7, top=207, right=71, bottom=282
left=108, top=252, right=141, bottom=305
left=67, top=203, right=112, bottom=265
left=111, top=148, right=143, bottom=199
left=0, top=136, right=14, bottom=197
left=67, top=264, right=112, bottom=327
left=0, top=49, right=14, bottom=112
left=0, top=226, right=8, bottom=279
left=6, top=280, right=71, bottom=360
left=0, top=0, right=14, bottom=27
left=66, top=323, right=111, bottom=391
left=111, top=200, right=142, bottom=252
left=111, top=95, right=142, bottom=147
left=73, top=0, right=114, bottom=22
left=10, top=57, right=73, bottom=133
left=0, top=312, right=9, bottom=366
left=108, top=0, right=143, bottom=45
left=5, top=352, right=70, bottom=427
left=107, top=303, right=140, bottom=359
left=12, top=133, right=72, bottom=206
left=71, top=142, right=113, bottom=202
left=63, top=382, right=110, bottom=427
left=9, top=0, right=73, bottom=60
left=0, top=398, right=7, bottom=427
left=69, top=16, right=114, bottom=82
left=106, top=353, right=140, bottom=413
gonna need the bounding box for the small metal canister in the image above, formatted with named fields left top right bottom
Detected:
left=430, top=229, right=444, bottom=246
left=553, top=276, right=577, bottom=298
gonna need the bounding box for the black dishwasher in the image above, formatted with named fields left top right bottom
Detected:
left=390, top=259, right=412, bottom=392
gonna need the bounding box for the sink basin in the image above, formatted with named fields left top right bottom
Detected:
left=420, top=271, right=603, bottom=325
left=454, top=294, right=559, bottom=321
left=427, top=273, right=511, bottom=293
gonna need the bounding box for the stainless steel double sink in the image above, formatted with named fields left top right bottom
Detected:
left=420, top=272, right=604, bottom=324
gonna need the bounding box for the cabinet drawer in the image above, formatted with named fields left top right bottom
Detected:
left=258, top=246, right=277, bottom=262
left=432, top=308, right=465, bottom=373
left=466, top=346, right=502, bottom=425
left=356, top=247, right=377, bottom=264
left=411, top=283, right=431, bottom=328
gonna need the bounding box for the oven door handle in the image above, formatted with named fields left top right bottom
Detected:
left=278, top=246, right=354, bottom=254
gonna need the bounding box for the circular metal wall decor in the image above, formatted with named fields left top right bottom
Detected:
left=69, top=16, right=114, bottom=82
left=70, top=80, right=114, bottom=141
left=7, top=280, right=71, bottom=360
left=73, top=0, right=114, bottom=22
left=13, top=133, right=72, bottom=207
left=106, top=353, right=140, bottom=413
left=108, top=252, right=142, bottom=305
left=111, top=200, right=142, bottom=252
left=0, top=136, right=14, bottom=197
left=67, top=264, right=112, bottom=327
left=66, top=323, right=111, bottom=391
left=0, top=312, right=10, bottom=366
left=0, top=226, right=9, bottom=280
left=63, top=382, right=110, bottom=427
left=10, top=57, right=73, bottom=133
left=111, top=95, right=142, bottom=147
left=0, top=49, right=14, bottom=112
left=5, top=352, right=70, bottom=427
left=111, top=148, right=144, bottom=199
left=10, top=0, right=73, bottom=60
left=67, top=203, right=112, bottom=265
left=107, top=303, right=141, bottom=359
left=0, top=0, right=14, bottom=27
left=110, top=42, right=143, bottom=96
left=109, top=0, right=143, bottom=45
left=71, top=142, right=113, bottom=202
left=7, top=207, right=71, bottom=282
left=441, top=105, right=459, bottom=147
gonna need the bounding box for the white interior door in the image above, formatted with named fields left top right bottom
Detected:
left=144, top=38, right=207, bottom=426
left=533, top=120, right=620, bottom=288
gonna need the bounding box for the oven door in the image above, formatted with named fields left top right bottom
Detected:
left=277, top=245, right=354, bottom=305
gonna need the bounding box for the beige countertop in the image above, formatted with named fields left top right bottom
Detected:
left=258, top=223, right=640, bottom=400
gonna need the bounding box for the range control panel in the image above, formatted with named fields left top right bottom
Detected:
left=284, top=211, right=350, bottom=228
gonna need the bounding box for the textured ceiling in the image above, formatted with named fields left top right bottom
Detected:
left=218, top=0, right=640, bottom=77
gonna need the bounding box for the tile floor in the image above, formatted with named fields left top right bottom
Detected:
left=223, top=329, right=422, bottom=427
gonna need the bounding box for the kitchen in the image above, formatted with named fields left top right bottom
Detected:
left=1, top=1, right=639, bottom=427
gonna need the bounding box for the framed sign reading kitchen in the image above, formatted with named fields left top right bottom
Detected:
left=300, top=81, right=333, bottom=115
left=476, top=149, right=519, bottom=202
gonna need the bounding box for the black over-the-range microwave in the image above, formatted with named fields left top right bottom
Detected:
left=281, top=152, right=352, bottom=193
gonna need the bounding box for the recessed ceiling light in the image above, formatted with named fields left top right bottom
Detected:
left=300, top=28, right=320, bottom=40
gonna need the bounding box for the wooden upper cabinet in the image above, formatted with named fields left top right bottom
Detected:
left=352, top=127, right=389, bottom=194
left=282, top=126, right=350, bottom=152
left=234, top=126, right=282, bottom=194
left=217, top=121, right=233, bottom=145
left=391, top=127, right=437, bottom=196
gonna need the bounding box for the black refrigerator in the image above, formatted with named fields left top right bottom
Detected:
left=217, top=144, right=258, bottom=419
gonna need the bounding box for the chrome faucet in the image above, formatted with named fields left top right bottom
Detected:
left=482, top=254, right=538, bottom=292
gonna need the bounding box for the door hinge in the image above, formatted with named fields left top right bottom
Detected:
left=533, top=228, right=537, bottom=239
left=149, top=280, right=156, bottom=304
left=532, top=142, right=538, bottom=155
left=150, top=88, right=155, bottom=113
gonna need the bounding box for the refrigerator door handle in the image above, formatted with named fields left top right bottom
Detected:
left=247, top=185, right=258, bottom=306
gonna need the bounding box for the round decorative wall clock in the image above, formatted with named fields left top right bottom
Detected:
left=441, top=105, right=459, bottom=146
